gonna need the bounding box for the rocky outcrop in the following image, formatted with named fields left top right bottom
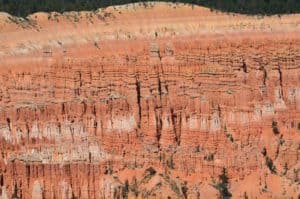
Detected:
left=0, top=2, right=299, bottom=198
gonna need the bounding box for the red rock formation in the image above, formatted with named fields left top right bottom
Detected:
left=0, top=2, right=299, bottom=198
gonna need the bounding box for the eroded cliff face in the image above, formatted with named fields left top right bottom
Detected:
left=0, top=3, right=299, bottom=199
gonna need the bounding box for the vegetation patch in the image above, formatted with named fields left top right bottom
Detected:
left=122, top=180, right=129, bottom=199
left=266, top=156, right=276, bottom=174
left=204, top=153, right=214, bottom=161
left=212, top=167, right=232, bottom=198
left=226, top=133, right=234, bottom=142
left=272, top=121, right=280, bottom=135
left=166, top=155, right=175, bottom=169
left=181, top=181, right=188, bottom=199
left=170, top=180, right=181, bottom=196
left=140, top=167, right=157, bottom=184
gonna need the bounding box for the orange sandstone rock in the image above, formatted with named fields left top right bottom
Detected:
left=0, top=2, right=299, bottom=199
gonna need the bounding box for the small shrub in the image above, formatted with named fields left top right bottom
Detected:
left=213, top=168, right=232, bottom=198
left=261, top=147, right=267, bottom=156
left=226, top=133, right=234, bottom=142
left=167, top=156, right=175, bottom=169
left=266, top=156, right=276, bottom=174
left=170, top=181, right=180, bottom=196
left=282, top=163, right=288, bottom=175
left=181, top=181, right=188, bottom=199
left=104, top=162, right=113, bottom=175
left=141, top=167, right=157, bottom=184
left=219, top=168, right=229, bottom=184
left=298, top=122, right=300, bottom=130
left=145, top=167, right=156, bottom=176
left=205, top=153, right=214, bottom=161
left=130, top=177, right=139, bottom=197
left=272, top=121, right=280, bottom=135
left=279, top=135, right=285, bottom=145
left=122, top=180, right=129, bottom=199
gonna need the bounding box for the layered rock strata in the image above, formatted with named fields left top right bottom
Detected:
left=0, top=3, right=299, bottom=198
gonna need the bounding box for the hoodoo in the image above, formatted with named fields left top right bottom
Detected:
left=0, top=2, right=299, bottom=198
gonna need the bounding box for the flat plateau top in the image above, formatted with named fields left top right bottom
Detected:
left=0, top=2, right=299, bottom=58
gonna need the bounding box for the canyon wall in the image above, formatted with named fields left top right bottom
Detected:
left=0, top=3, right=299, bottom=198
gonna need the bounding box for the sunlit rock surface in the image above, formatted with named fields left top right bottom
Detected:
left=0, top=2, right=299, bottom=198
